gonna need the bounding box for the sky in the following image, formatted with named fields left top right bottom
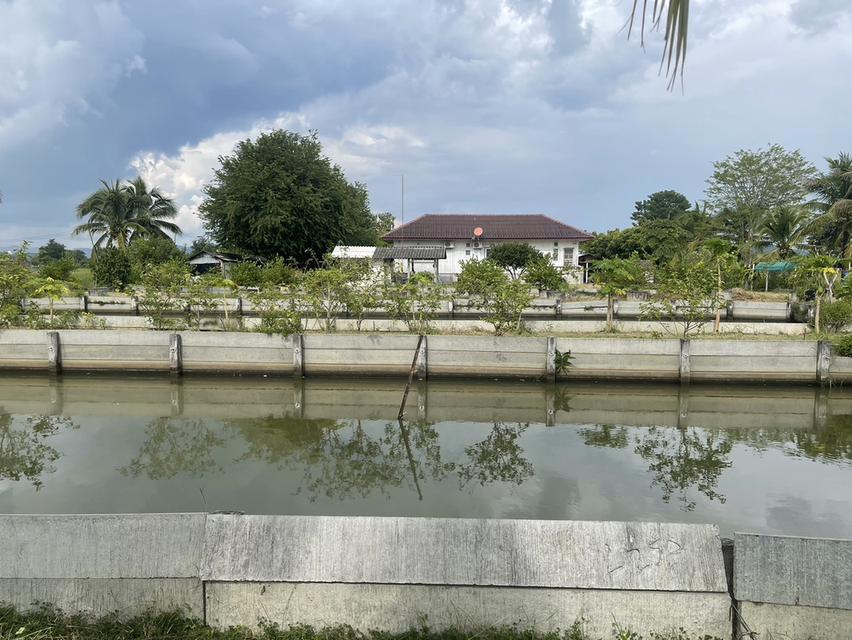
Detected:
left=0, top=0, right=849, bottom=249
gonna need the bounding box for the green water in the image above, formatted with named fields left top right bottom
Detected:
left=1, top=374, right=850, bottom=538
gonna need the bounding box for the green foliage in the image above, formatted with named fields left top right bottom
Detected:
left=554, top=349, right=574, bottom=377
left=524, top=255, right=567, bottom=293
left=456, top=258, right=507, bottom=298
left=456, top=258, right=533, bottom=334
left=590, top=256, right=646, bottom=331
left=487, top=243, right=542, bottom=279
left=68, top=268, right=95, bottom=291
left=383, top=272, right=443, bottom=334
left=302, top=267, right=354, bottom=331
left=189, top=234, right=218, bottom=255
left=248, top=287, right=302, bottom=336
left=35, top=239, right=68, bottom=264
left=127, top=236, right=186, bottom=282
left=631, top=190, right=691, bottom=223
left=199, top=130, right=378, bottom=265
left=74, top=177, right=181, bottom=250
left=644, top=251, right=722, bottom=337
left=0, top=245, right=33, bottom=326
left=760, top=206, right=811, bottom=259
left=38, top=254, right=77, bottom=281
left=808, top=152, right=852, bottom=257
left=30, top=277, right=71, bottom=323
left=135, top=260, right=191, bottom=330
left=819, top=299, right=852, bottom=333
left=229, top=261, right=264, bottom=287
left=833, top=334, right=852, bottom=358
left=91, top=248, right=131, bottom=289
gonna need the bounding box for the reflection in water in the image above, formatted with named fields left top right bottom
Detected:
left=120, top=417, right=226, bottom=480
left=634, top=427, right=733, bottom=511
left=0, top=377, right=851, bottom=536
left=0, top=413, right=77, bottom=489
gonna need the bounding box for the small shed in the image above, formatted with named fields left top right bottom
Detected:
left=373, top=246, right=446, bottom=279
left=188, top=251, right=243, bottom=276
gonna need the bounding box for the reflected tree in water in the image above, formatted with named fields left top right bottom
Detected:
left=0, top=413, right=77, bottom=489
left=120, top=417, right=226, bottom=479
left=578, top=424, right=629, bottom=449
left=788, top=415, right=852, bottom=462
left=634, top=426, right=733, bottom=511
left=458, top=422, right=533, bottom=487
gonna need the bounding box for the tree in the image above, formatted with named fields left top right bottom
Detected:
left=524, top=255, right=568, bottom=293
left=91, top=247, right=131, bottom=289
left=487, top=243, right=541, bottom=279
left=457, top=258, right=533, bottom=335
left=199, top=130, right=378, bottom=265
left=631, top=190, right=691, bottom=224
left=706, top=145, right=817, bottom=264
left=808, top=153, right=852, bottom=257
left=790, top=255, right=841, bottom=333
left=0, top=244, right=33, bottom=326
left=760, top=207, right=811, bottom=259
left=590, top=257, right=646, bottom=331
left=30, top=278, right=71, bottom=323
left=135, top=259, right=190, bottom=330
left=374, top=212, right=396, bottom=244
left=645, top=251, right=723, bottom=337
left=35, top=239, right=67, bottom=264
left=74, top=178, right=181, bottom=249
left=189, top=234, right=218, bottom=255
left=383, top=272, right=443, bottom=334
left=126, top=236, right=186, bottom=283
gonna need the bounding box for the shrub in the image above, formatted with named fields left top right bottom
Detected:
left=229, top=261, right=263, bottom=287
left=69, top=267, right=95, bottom=291
left=820, top=299, right=852, bottom=332
left=524, top=255, right=567, bottom=293
left=383, top=272, right=443, bottom=334
left=92, top=248, right=131, bottom=289
left=248, top=287, right=302, bottom=336
left=135, top=260, right=190, bottom=330
left=488, top=242, right=541, bottom=279
left=834, top=334, right=852, bottom=357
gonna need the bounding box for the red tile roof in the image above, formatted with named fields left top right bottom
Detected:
left=382, top=214, right=592, bottom=241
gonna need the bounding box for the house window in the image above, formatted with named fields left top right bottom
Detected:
left=551, top=248, right=558, bottom=261
left=466, top=242, right=471, bottom=248
left=564, top=247, right=574, bottom=264
left=465, top=250, right=471, bottom=256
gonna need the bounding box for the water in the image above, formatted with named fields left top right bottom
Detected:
left=1, top=374, right=850, bottom=538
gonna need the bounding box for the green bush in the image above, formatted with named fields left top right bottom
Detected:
left=92, top=248, right=131, bottom=289
left=834, top=334, right=852, bottom=357
left=69, top=267, right=95, bottom=290
left=820, top=299, right=852, bottom=332
left=524, top=256, right=567, bottom=293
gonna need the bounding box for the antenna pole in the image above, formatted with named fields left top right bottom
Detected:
left=401, top=174, right=405, bottom=230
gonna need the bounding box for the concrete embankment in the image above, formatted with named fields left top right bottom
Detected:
left=0, top=513, right=849, bottom=639
left=0, top=329, right=849, bottom=384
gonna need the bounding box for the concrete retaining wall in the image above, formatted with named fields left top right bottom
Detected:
left=0, top=514, right=730, bottom=638
left=734, top=533, right=852, bottom=640
left=0, top=329, right=845, bottom=383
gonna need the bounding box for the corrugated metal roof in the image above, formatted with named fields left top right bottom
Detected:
left=331, top=245, right=378, bottom=259
left=373, top=246, right=446, bottom=260
left=383, top=214, right=592, bottom=241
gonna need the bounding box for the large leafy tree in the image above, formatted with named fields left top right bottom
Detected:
left=631, top=190, right=691, bottom=223
left=199, top=130, right=378, bottom=265
left=808, top=153, right=852, bottom=257
left=706, top=145, right=817, bottom=264
left=487, top=242, right=542, bottom=279
left=74, top=178, right=181, bottom=250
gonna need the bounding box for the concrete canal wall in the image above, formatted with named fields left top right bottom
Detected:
left=1, top=513, right=849, bottom=639
left=1, top=329, right=851, bottom=384
left=734, top=533, right=852, bottom=639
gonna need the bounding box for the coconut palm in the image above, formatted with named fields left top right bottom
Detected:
left=73, top=178, right=181, bottom=250
left=759, top=207, right=811, bottom=259
left=809, top=153, right=852, bottom=257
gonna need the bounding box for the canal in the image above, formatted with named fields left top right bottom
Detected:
left=0, top=374, right=850, bottom=537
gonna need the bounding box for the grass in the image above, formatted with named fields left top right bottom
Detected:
left=0, top=608, right=723, bottom=640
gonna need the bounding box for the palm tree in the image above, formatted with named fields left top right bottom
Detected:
left=73, top=178, right=181, bottom=250
left=760, top=207, right=811, bottom=259
left=809, top=153, right=852, bottom=257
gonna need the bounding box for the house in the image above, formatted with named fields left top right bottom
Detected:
left=187, top=251, right=243, bottom=276
left=381, top=214, right=592, bottom=281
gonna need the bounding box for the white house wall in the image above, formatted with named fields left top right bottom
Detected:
left=390, top=239, right=582, bottom=280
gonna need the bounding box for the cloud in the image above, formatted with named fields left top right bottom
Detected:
left=0, top=1, right=144, bottom=152
left=1, top=0, right=850, bottom=248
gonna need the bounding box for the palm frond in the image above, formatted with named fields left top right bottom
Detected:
left=627, top=0, right=690, bottom=90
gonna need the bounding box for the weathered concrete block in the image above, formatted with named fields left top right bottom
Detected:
left=203, top=515, right=727, bottom=592
left=738, top=601, right=852, bottom=640
left=206, top=583, right=730, bottom=638
left=0, top=578, right=203, bottom=618
left=0, top=514, right=206, bottom=578
left=734, top=533, right=852, bottom=610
